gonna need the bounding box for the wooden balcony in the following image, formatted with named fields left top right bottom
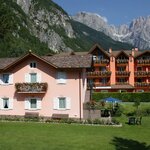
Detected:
left=15, top=83, right=48, bottom=93
left=116, top=59, right=128, bottom=66
left=134, top=71, right=150, bottom=77
left=87, top=71, right=111, bottom=78
left=94, top=82, right=111, bottom=87
left=134, top=82, right=150, bottom=87
left=93, top=59, right=109, bottom=66
left=136, top=59, right=150, bottom=66
left=116, top=82, right=129, bottom=85
left=116, top=71, right=130, bottom=77
left=87, top=82, right=110, bottom=89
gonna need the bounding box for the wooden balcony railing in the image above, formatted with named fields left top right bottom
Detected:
left=93, top=59, right=109, bottom=66
left=134, top=82, right=150, bottom=87
left=15, top=83, right=48, bottom=93
left=94, top=82, right=111, bottom=87
left=116, top=71, right=130, bottom=77
left=137, top=59, right=150, bottom=65
left=116, top=59, right=129, bottom=64
left=116, top=82, right=129, bottom=85
left=134, top=71, right=150, bottom=77
left=87, top=71, right=111, bottom=78
left=87, top=82, right=110, bottom=89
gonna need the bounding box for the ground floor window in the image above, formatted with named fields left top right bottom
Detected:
left=59, top=97, right=66, bottom=109
left=0, top=98, right=13, bottom=110
left=53, top=97, right=71, bottom=110
left=25, top=98, right=41, bottom=110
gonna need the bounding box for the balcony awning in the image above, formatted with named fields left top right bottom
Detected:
left=111, top=84, right=134, bottom=89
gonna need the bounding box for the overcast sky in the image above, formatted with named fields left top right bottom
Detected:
left=53, top=0, right=150, bottom=26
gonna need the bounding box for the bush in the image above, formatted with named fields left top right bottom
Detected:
left=93, top=92, right=150, bottom=102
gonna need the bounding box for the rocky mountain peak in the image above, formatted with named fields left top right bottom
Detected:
left=73, top=12, right=150, bottom=50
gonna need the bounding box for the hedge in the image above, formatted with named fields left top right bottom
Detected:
left=92, top=92, right=150, bottom=102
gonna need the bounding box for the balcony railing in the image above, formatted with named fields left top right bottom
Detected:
left=116, top=59, right=129, bottom=64
left=87, top=82, right=110, bottom=89
left=134, top=71, right=150, bottom=77
left=134, top=82, right=150, bottom=87
left=137, top=59, right=150, bottom=65
left=116, top=71, right=130, bottom=77
left=87, top=71, right=111, bottom=78
left=116, top=82, right=129, bottom=85
left=15, top=83, right=48, bottom=93
left=94, top=82, right=110, bottom=87
left=93, top=59, right=109, bottom=66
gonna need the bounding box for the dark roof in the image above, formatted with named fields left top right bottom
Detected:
left=0, top=57, right=18, bottom=69
left=42, top=54, right=92, bottom=68
left=111, top=84, right=134, bottom=89
left=112, top=50, right=131, bottom=58
left=0, top=52, right=92, bottom=70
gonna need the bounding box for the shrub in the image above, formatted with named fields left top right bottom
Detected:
left=93, top=92, right=150, bottom=102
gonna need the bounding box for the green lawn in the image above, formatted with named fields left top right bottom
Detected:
left=0, top=117, right=150, bottom=150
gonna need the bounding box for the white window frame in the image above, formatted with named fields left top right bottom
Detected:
left=53, top=97, right=71, bottom=110
left=25, top=98, right=41, bottom=110
left=25, top=73, right=41, bottom=83
left=0, top=73, right=13, bottom=85
left=57, top=72, right=67, bottom=84
left=0, top=98, right=13, bottom=110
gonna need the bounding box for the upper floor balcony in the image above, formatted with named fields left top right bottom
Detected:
left=136, top=59, right=150, bottom=66
left=116, top=71, right=130, bottom=77
left=134, top=71, right=150, bottom=77
left=87, top=71, right=111, bottom=78
left=116, top=59, right=129, bottom=66
left=15, top=82, right=48, bottom=93
left=93, top=59, right=110, bottom=66
left=134, top=82, right=150, bottom=87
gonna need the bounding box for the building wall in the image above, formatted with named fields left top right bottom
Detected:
left=0, top=56, right=86, bottom=118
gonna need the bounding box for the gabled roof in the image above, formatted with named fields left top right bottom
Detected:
left=88, top=43, right=110, bottom=57
left=134, top=50, right=150, bottom=58
left=114, top=50, right=130, bottom=58
left=0, top=51, right=92, bottom=71
left=1, top=52, right=57, bottom=71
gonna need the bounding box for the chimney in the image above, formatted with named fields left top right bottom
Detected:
left=134, top=48, right=138, bottom=51
left=131, top=49, right=135, bottom=56
left=109, top=48, right=112, bottom=54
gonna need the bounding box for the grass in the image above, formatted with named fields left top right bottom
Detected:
left=0, top=117, right=150, bottom=150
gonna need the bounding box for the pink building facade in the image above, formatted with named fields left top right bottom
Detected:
left=0, top=52, right=92, bottom=119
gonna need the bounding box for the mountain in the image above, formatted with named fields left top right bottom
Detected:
left=0, top=0, right=132, bottom=57
left=73, top=12, right=150, bottom=50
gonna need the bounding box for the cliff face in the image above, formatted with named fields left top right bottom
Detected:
left=73, top=12, right=150, bottom=50
left=16, top=0, right=75, bottom=52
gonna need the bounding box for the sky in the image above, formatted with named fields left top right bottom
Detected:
left=52, top=0, right=150, bottom=26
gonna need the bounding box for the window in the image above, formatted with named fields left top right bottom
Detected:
left=57, top=72, right=67, bottom=84
left=3, top=74, right=9, bottom=83
left=3, top=98, right=9, bottom=109
left=137, top=67, right=142, bottom=71
left=59, top=98, right=66, bottom=109
left=118, top=67, right=125, bottom=71
left=0, top=98, right=13, bottom=110
left=53, top=97, right=71, bottom=110
left=25, top=73, right=41, bottom=83
left=0, top=73, right=13, bottom=84
left=25, top=98, right=41, bottom=110
left=30, top=73, right=37, bottom=83
left=30, top=99, right=37, bottom=109
left=30, top=62, right=36, bottom=68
